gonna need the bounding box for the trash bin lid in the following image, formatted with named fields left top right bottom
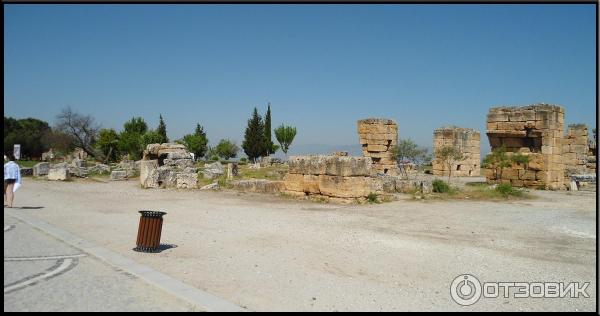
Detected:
left=139, top=210, right=167, bottom=217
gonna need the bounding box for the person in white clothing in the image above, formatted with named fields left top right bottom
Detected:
left=4, top=153, right=21, bottom=208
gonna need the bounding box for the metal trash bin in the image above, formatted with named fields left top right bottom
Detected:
left=134, top=210, right=167, bottom=252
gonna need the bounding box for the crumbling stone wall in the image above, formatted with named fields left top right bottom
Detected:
left=282, top=155, right=383, bottom=203
left=587, top=137, right=596, bottom=172
left=432, top=127, right=480, bottom=177
left=562, top=124, right=590, bottom=177
left=484, top=104, right=565, bottom=190
left=357, top=118, right=399, bottom=175
left=140, top=143, right=197, bottom=189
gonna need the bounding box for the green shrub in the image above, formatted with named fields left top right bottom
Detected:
left=495, top=183, right=523, bottom=197
left=432, top=179, right=451, bottom=193
left=240, top=157, right=247, bottom=162
left=367, top=192, right=379, bottom=203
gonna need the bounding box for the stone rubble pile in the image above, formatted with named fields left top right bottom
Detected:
left=139, top=143, right=198, bottom=189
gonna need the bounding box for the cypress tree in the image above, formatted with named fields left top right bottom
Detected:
left=195, top=123, right=206, bottom=138
left=242, top=107, right=265, bottom=163
left=264, top=103, right=274, bottom=156
left=157, top=114, right=169, bottom=143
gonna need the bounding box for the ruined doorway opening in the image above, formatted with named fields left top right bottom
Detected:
left=158, top=153, right=168, bottom=166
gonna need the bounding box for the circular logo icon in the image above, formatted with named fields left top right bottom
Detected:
left=450, top=274, right=482, bottom=306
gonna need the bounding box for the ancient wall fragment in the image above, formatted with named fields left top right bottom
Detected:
left=432, top=127, right=481, bottom=177
left=484, top=103, right=565, bottom=190
left=357, top=118, right=399, bottom=175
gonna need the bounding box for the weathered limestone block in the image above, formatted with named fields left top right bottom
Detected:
left=303, top=175, right=321, bottom=194
left=324, top=156, right=372, bottom=177
left=318, top=175, right=382, bottom=198
left=176, top=172, right=198, bottom=189
left=167, top=152, right=192, bottom=160
left=163, top=158, right=194, bottom=169
left=200, top=182, right=219, bottom=190
left=158, top=166, right=177, bottom=187
left=33, top=162, right=50, bottom=177
left=143, top=143, right=189, bottom=160
left=283, top=173, right=304, bottom=192
left=68, top=165, right=88, bottom=178
left=501, top=169, right=519, bottom=180
left=518, top=169, right=536, bottom=181
left=231, top=179, right=284, bottom=193
left=140, top=160, right=159, bottom=188
left=47, top=168, right=70, bottom=181
left=203, top=161, right=224, bottom=179
left=110, top=170, right=128, bottom=181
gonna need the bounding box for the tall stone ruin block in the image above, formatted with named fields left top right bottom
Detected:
left=484, top=104, right=565, bottom=190
left=562, top=124, right=590, bottom=177
left=357, top=118, right=399, bottom=175
left=432, top=127, right=481, bottom=177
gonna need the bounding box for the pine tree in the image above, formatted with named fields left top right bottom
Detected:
left=242, top=107, right=266, bottom=163
left=264, top=103, right=275, bottom=156
left=157, top=114, right=169, bottom=143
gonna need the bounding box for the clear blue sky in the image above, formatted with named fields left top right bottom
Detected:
left=4, top=4, right=597, bottom=156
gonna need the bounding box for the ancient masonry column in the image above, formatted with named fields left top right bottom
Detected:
left=357, top=118, right=399, bottom=175
left=432, top=127, right=481, bottom=177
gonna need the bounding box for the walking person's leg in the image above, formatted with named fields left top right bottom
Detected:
left=6, top=181, right=15, bottom=208
left=4, top=181, right=8, bottom=206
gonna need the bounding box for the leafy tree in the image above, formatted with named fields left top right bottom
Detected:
left=242, top=107, right=266, bottom=162
left=157, top=114, right=169, bottom=143
left=435, top=145, right=466, bottom=182
left=4, top=117, right=51, bottom=159
left=141, top=130, right=165, bottom=149
left=54, top=107, right=100, bottom=158
left=390, top=138, right=429, bottom=178
left=274, top=124, right=297, bottom=158
left=96, top=128, right=120, bottom=163
left=215, top=139, right=239, bottom=160
left=482, top=146, right=512, bottom=182
left=41, top=130, right=75, bottom=157
left=264, top=103, right=277, bottom=155
left=182, top=133, right=208, bottom=159
left=123, top=117, right=147, bottom=135
left=118, top=117, right=148, bottom=160
left=483, top=148, right=530, bottom=184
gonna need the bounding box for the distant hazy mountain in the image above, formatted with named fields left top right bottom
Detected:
left=271, top=144, right=363, bottom=159
left=262, top=144, right=489, bottom=161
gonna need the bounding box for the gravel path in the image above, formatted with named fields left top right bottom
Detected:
left=7, top=178, right=596, bottom=311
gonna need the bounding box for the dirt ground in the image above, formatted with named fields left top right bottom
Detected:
left=7, top=178, right=597, bottom=311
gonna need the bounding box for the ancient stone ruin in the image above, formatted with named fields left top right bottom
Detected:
left=432, top=127, right=481, bottom=177
left=282, top=155, right=382, bottom=203
left=484, top=104, right=565, bottom=190
left=562, top=124, right=590, bottom=178
left=357, top=118, right=399, bottom=175
left=139, top=143, right=197, bottom=189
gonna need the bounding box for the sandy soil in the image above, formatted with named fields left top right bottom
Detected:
left=8, top=178, right=596, bottom=311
